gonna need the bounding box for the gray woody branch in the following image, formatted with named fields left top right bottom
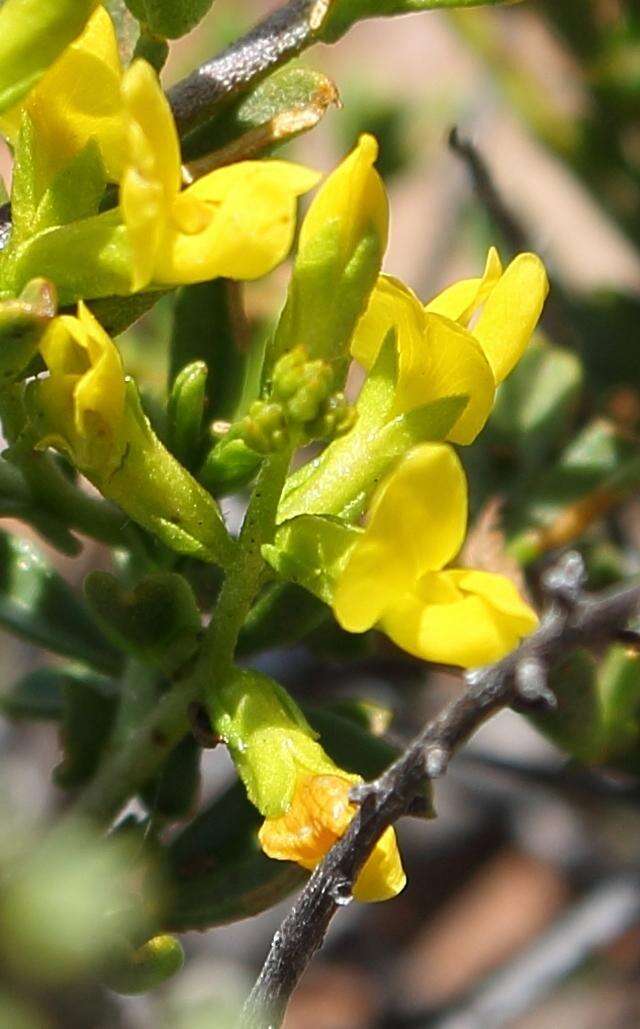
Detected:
left=241, top=556, right=640, bottom=1028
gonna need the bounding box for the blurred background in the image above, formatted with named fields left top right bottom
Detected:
left=2, top=0, right=640, bottom=1026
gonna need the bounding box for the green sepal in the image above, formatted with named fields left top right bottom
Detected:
left=0, top=277, right=57, bottom=387
left=0, top=0, right=98, bottom=113
left=53, top=675, right=119, bottom=789
left=34, top=140, right=107, bottom=233
left=268, top=227, right=383, bottom=389
left=140, top=735, right=201, bottom=820
left=0, top=531, right=121, bottom=675
left=198, top=432, right=262, bottom=496
left=5, top=209, right=133, bottom=305
left=84, top=571, right=201, bottom=676
left=102, top=935, right=184, bottom=995
left=124, top=0, right=214, bottom=38
left=211, top=669, right=320, bottom=818
left=167, top=360, right=208, bottom=470
left=9, top=113, right=41, bottom=245
left=183, top=65, right=338, bottom=164
left=262, top=514, right=358, bottom=604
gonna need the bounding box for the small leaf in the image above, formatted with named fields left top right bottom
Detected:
left=84, top=571, right=201, bottom=675
left=489, top=338, right=582, bottom=472
left=53, top=675, right=119, bottom=788
left=0, top=531, right=121, bottom=675
left=320, top=0, right=519, bottom=43
left=184, top=66, right=339, bottom=167
left=124, top=0, right=214, bottom=39
left=237, top=582, right=328, bottom=656
left=140, top=735, right=201, bottom=819
left=102, top=935, right=184, bottom=995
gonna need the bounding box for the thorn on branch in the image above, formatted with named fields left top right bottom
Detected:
left=513, top=656, right=557, bottom=712
left=542, top=550, right=587, bottom=608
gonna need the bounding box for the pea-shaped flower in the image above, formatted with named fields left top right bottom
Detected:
left=213, top=670, right=405, bottom=903
left=26, top=303, right=234, bottom=566
left=120, top=60, right=321, bottom=291
left=352, top=248, right=549, bottom=444
left=334, top=443, right=538, bottom=666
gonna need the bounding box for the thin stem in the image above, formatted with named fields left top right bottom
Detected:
left=241, top=577, right=640, bottom=1028
left=73, top=449, right=292, bottom=824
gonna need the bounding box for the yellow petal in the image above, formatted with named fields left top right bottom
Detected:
left=353, top=826, right=406, bottom=903
left=473, top=252, right=549, bottom=383
left=351, top=274, right=423, bottom=372
left=73, top=301, right=125, bottom=438
left=334, top=444, right=468, bottom=632
left=121, top=59, right=181, bottom=202
left=154, top=161, right=320, bottom=285
left=120, top=168, right=166, bottom=291
left=381, top=568, right=537, bottom=667
left=402, top=313, right=495, bottom=445
left=1, top=7, right=125, bottom=182
left=298, top=133, right=388, bottom=264
left=425, top=246, right=502, bottom=325
left=352, top=277, right=495, bottom=444
left=259, top=773, right=405, bottom=903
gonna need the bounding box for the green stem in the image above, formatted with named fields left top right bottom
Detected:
left=73, top=448, right=292, bottom=824
left=110, top=659, right=159, bottom=753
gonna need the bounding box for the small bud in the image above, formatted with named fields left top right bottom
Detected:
left=240, top=400, right=289, bottom=455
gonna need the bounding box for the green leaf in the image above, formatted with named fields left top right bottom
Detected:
left=35, top=141, right=107, bottom=232
left=489, top=338, right=583, bottom=472
left=170, top=279, right=250, bottom=423
left=237, top=582, right=329, bottom=656
left=183, top=65, right=339, bottom=164
left=10, top=114, right=41, bottom=244
left=528, top=649, right=606, bottom=764
left=0, top=278, right=57, bottom=388
left=124, top=0, right=214, bottom=39
left=0, top=0, right=98, bottom=113
left=0, top=667, right=114, bottom=721
left=53, top=675, right=119, bottom=788
left=0, top=531, right=121, bottom=675
left=84, top=571, right=201, bottom=676
left=140, top=735, right=201, bottom=819
left=163, top=779, right=307, bottom=931
left=320, top=0, right=519, bottom=43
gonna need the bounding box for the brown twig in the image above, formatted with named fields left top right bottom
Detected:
left=168, top=0, right=333, bottom=136
left=241, top=556, right=640, bottom=1028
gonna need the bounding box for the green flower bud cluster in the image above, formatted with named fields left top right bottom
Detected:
left=240, top=346, right=357, bottom=455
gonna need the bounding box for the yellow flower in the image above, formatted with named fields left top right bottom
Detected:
left=214, top=669, right=405, bottom=903
left=120, top=60, right=321, bottom=291
left=0, top=6, right=126, bottom=184
left=333, top=443, right=538, bottom=666
left=259, top=772, right=405, bottom=903
left=34, top=300, right=125, bottom=472
left=351, top=248, right=549, bottom=444
left=270, top=132, right=388, bottom=372
left=27, top=303, right=234, bottom=565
